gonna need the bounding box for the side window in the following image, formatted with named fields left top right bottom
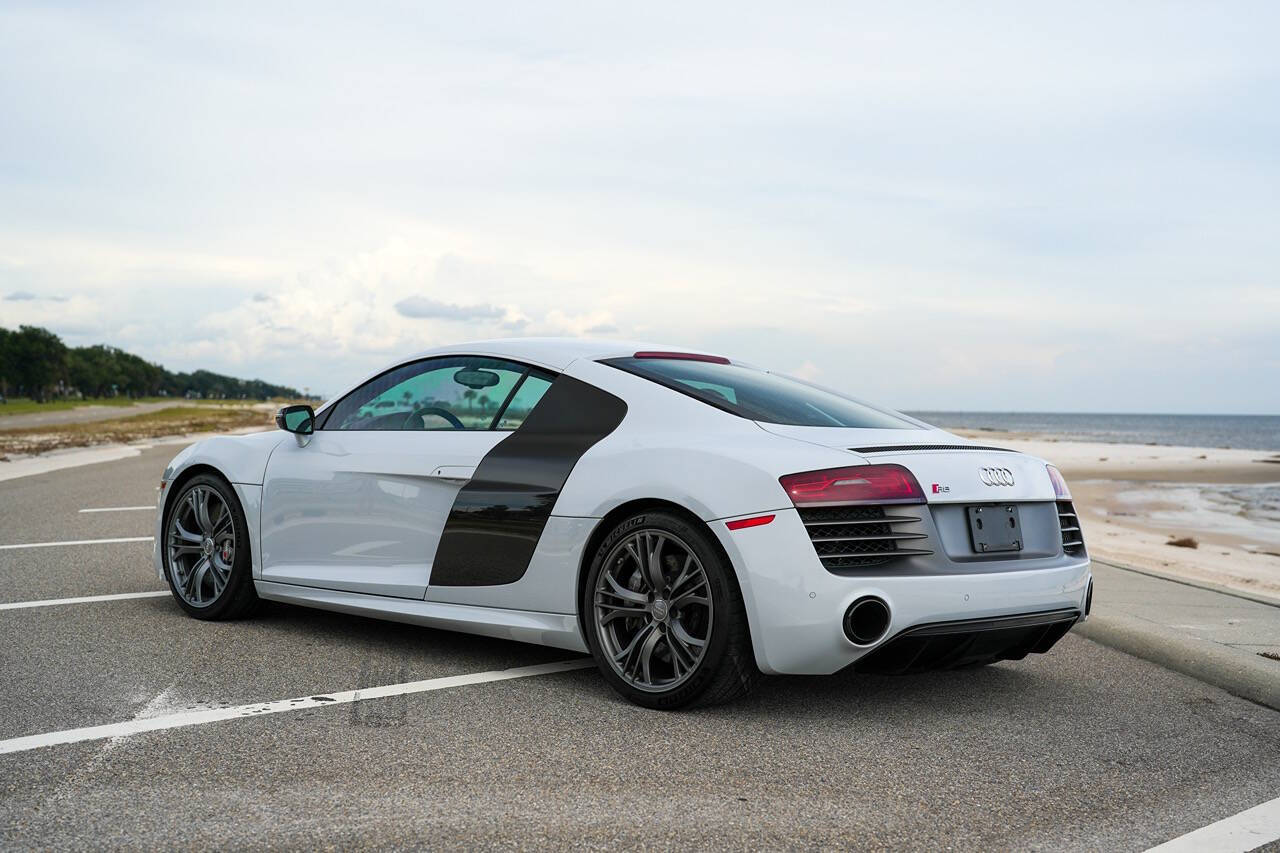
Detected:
left=494, top=374, right=553, bottom=430
left=324, top=357, right=531, bottom=431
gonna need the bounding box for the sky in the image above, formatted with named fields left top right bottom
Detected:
left=1, top=2, right=1277, bottom=413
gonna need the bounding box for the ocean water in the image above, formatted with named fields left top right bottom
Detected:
left=906, top=412, right=1280, bottom=453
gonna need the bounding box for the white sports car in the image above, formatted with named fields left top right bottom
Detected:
left=156, top=339, right=1091, bottom=708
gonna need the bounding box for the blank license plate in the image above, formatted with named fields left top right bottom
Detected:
left=966, top=504, right=1023, bottom=553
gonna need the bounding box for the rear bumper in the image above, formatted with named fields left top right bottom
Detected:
left=712, top=507, right=1092, bottom=675
left=851, top=608, right=1079, bottom=674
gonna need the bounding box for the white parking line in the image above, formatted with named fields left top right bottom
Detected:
left=78, top=506, right=154, bottom=513
left=0, top=536, right=153, bottom=551
left=1144, top=795, right=1280, bottom=852
left=0, top=659, right=595, bottom=755
left=0, top=591, right=170, bottom=611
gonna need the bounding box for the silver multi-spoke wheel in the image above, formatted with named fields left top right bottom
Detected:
left=166, top=484, right=236, bottom=608
left=593, top=529, right=713, bottom=693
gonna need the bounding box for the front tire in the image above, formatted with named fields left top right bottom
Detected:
left=162, top=473, right=258, bottom=620
left=583, top=511, right=760, bottom=709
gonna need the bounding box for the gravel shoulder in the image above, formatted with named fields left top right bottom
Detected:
left=0, top=406, right=273, bottom=458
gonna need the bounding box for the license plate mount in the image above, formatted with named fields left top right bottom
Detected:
left=966, top=504, right=1023, bottom=554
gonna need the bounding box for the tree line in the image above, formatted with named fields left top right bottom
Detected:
left=0, top=325, right=305, bottom=402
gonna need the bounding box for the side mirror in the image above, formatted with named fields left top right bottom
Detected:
left=275, top=404, right=315, bottom=435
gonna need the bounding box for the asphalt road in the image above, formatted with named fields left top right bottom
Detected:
left=1, top=446, right=1279, bottom=850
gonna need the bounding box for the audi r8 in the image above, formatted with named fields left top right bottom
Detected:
left=156, top=339, right=1092, bottom=708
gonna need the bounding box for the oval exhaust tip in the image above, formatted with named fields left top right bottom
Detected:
left=844, top=596, right=892, bottom=646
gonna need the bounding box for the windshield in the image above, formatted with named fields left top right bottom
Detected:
left=603, top=357, right=921, bottom=429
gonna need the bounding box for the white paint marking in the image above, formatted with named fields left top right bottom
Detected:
left=0, top=591, right=170, bottom=611
left=0, top=536, right=153, bottom=551
left=49, top=683, right=182, bottom=804
left=1144, top=795, right=1280, bottom=852
left=0, top=659, right=594, bottom=755
left=78, top=506, right=154, bottom=513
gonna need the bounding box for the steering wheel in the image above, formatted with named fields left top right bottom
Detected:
left=403, top=407, right=465, bottom=430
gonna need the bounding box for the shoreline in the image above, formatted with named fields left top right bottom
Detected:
left=951, top=428, right=1280, bottom=602
left=951, top=428, right=1280, bottom=483
left=909, top=411, right=1280, bottom=457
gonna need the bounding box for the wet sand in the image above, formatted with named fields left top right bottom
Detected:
left=952, top=429, right=1280, bottom=602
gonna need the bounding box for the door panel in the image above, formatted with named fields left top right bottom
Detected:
left=260, top=431, right=506, bottom=598
left=426, top=375, right=628, bottom=594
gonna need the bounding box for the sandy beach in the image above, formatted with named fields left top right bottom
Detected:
left=953, top=429, right=1280, bottom=602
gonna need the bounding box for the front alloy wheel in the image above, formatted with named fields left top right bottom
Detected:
left=162, top=473, right=258, bottom=620
left=167, top=483, right=236, bottom=607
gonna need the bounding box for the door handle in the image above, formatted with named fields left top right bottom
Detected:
left=429, top=466, right=476, bottom=483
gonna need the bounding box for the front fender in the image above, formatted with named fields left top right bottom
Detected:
left=161, top=430, right=287, bottom=486
left=154, top=430, right=287, bottom=581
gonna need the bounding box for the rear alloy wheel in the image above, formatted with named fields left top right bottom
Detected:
left=585, top=511, right=759, bottom=709
left=163, top=474, right=258, bottom=620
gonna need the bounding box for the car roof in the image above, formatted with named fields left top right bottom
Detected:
left=313, top=338, right=739, bottom=416
left=402, top=337, right=729, bottom=371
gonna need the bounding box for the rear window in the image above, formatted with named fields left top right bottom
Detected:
left=602, top=357, right=921, bottom=429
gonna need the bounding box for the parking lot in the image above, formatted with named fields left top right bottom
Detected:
left=2, top=445, right=1279, bottom=850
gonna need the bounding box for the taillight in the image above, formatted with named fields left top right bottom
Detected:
left=779, top=464, right=925, bottom=506
left=1046, top=464, right=1071, bottom=499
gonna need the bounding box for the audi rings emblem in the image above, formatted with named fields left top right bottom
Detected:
left=980, top=467, right=1016, bottom=486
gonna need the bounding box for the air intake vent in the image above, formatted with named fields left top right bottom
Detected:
left=799, top=505, right=932, bottom=571
left=851, top=444, right=1014, bottom=454
left=1057, top=501, right=1086, bottom=556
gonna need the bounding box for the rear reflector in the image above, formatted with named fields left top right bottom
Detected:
left=633, top=351, right=731, bottom=364
left=725, top=514, right=775, bottom=531
left=780, top=464, right=925, bottom=506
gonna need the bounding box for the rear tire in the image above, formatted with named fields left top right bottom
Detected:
left=583, top=511, right=760, bottom=709
left=162, top=473, right=258, bottom=621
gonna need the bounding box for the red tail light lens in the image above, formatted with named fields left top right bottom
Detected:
left=779, top=464, right=925, bottom=506
left=1046, top=464, right=1071, bottom=499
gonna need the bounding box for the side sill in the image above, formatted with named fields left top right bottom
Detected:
left=255, top=581, right=588, bottom=654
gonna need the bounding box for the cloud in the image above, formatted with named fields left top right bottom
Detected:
left=528, top=310, right=623, bottom=338
left=5, top=290, right=66, bottom=302
left=394, top=296, right=505, bottom=321
left=789, top=360, right=821, bottom=381
left=0, top=4, right=1276, bottom=410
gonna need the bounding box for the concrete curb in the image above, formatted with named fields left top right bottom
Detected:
left=1075, top=612, right=1280, bottom=712
left=1091, top=557, right=1280, bottom=608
